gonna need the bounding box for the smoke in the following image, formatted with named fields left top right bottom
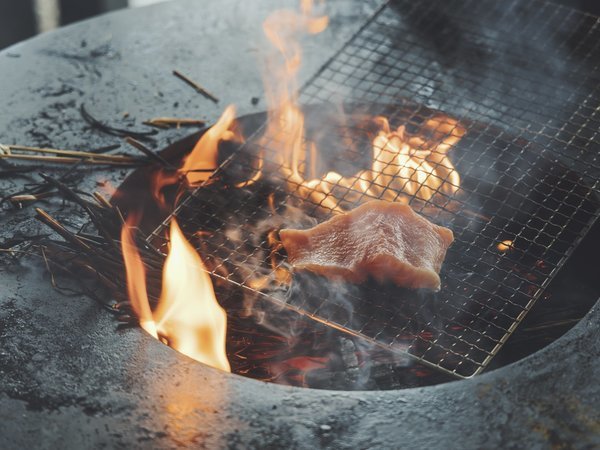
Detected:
left=167, top=1, right=600, bottom=385
left=269, top=0, right=599, bottom=379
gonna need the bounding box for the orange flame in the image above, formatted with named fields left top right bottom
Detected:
left=121, top=218, right=159, bottom=339
left=181, top=105, right=237, bottom=185
left=261, top=1, right=462, bottom=213
left=154, top=220, right=230, bottom=372
left=262, top=1, right=328, bottom=173
left=284, top=116, right=464, bottom=213
left=121, top=218, right=230, bottom=372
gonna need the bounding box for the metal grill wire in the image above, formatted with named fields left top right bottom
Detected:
left=151, top=0, right=600, bottom=378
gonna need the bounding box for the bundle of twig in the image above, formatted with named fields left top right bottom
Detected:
left=17, top=174, right=166, bottom=324
left=0, top=143, right=144, bottom=166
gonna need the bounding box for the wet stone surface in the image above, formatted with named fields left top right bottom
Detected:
left=0, top=0, right=599, bottom=449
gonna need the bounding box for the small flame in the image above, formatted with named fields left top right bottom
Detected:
left=121, top=218, right=230, bottom=372
left=121, top=218, right=159, bottom=339
left=181, top=105, right=237, bottom=185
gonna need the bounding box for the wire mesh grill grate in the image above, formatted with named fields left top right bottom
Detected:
left=150, top=0, right=600, bottom=378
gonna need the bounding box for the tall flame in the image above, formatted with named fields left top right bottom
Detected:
left=181, top=105, right=237, bottom=185
left=261, top=1, right=463, bottom=213
left=154, top=219, right=230, bottom=372
left=262, top=0, right=328, bottom=173
left=121, top=218, right=230, bottom=372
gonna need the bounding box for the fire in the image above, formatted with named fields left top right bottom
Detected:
left=182, top=0, right=463, bottom=213
left=121, top=217, right=159, bottom=339
left=117, top=0, right=464, bottom=385
left=121, top=218, right=230, bottom=372
left=281, top=116, right=464, bottom=213
left=151, top=170, right=183, bottom=212
left=181, top=105, right=237, bottom=185
left=261, top=1, right=463, bottom=213
left=261, top=1, right=327, bottom=176
left=154, top=220, right=230, bottom=372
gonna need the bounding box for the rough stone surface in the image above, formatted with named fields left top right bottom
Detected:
left=0, top=1, right=598, bottom=449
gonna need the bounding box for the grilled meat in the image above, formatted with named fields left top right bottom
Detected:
left=280, top=200, right=453, bottom=290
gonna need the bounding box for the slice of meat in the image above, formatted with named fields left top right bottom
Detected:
left=279, top=200, right=454, bottom=291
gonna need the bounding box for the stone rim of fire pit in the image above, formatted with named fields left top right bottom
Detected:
left=0, top=1, right=598, bottom=448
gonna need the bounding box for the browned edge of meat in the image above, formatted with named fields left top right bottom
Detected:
left=279, top=200, right=454, bottom=291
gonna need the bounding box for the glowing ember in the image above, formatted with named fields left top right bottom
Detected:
left=497, top=240, right=514, bottom=252
left=121, top=219, right=230, bottom=372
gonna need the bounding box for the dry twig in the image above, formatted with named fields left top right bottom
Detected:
left=80, top=104, right=158, bottom=140
left=173, top=70, right=220, bottom=104
left=125, top=137, right=172, bottom=168
left=0, top=143, right=143, bottom=166
left=144, top=117, right=206, bottom=129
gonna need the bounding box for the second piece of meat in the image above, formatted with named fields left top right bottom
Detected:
left=279, top=200, right=454, bottom=291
